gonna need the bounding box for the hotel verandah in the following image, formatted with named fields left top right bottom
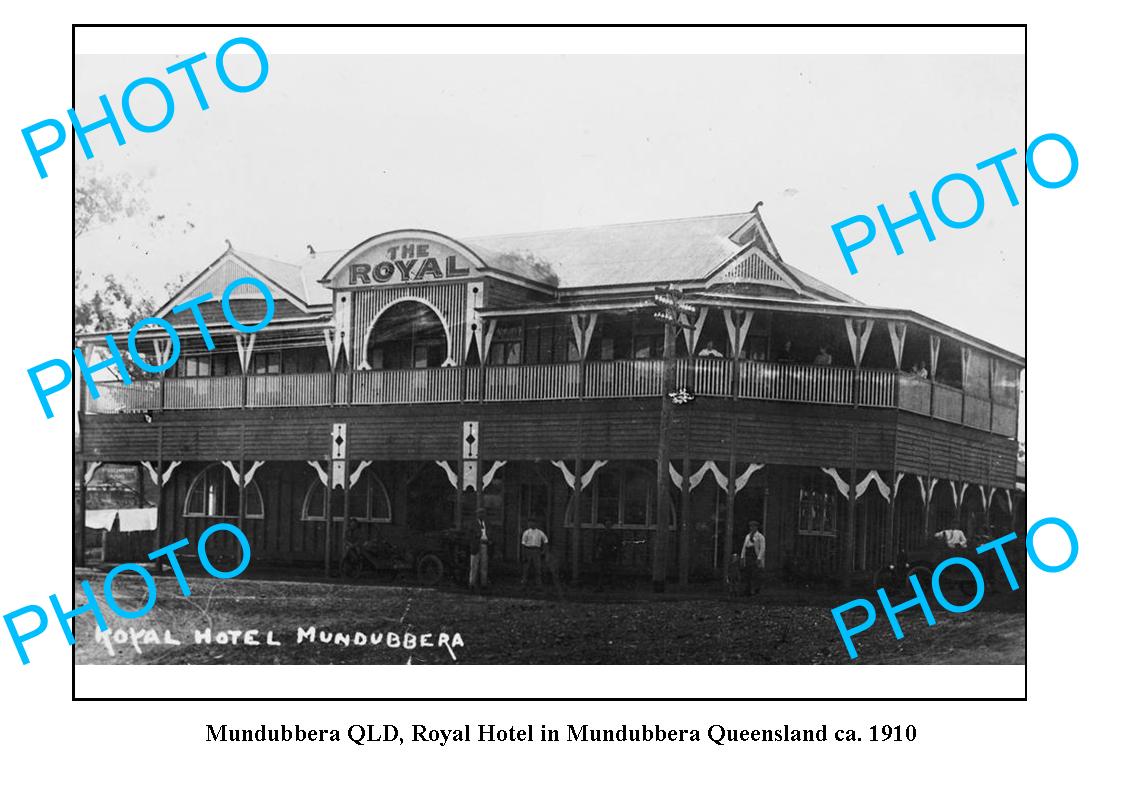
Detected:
left=75, top=208, right=1026, bottom=585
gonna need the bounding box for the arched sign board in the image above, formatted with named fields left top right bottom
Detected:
left=322, top=230, right=488, bottom=291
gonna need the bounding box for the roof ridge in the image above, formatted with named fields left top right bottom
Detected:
left=231, top=246, right=302, bottom=270
left=462, top=210, right=755, bottom=242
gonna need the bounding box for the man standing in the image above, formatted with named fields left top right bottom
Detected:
left=740, top=520, right=766, bottom=596
left=520, top=517, right=549, bottom=590
left=468, top=507, right=489, bottom=592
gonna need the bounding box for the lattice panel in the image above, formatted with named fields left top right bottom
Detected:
left=719, top=251, right=784, bottom=284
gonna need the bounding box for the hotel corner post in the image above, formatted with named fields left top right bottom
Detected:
left=73, top=207, right=1025, bottom=588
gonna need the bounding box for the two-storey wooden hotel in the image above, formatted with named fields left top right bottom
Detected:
left=76, top=208, right=1025, bottom=586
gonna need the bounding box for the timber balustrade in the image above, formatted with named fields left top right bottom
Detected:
left=587, top=360, right=663, bottom=398
left=164, top=376, right=242, bottom=410
left=81, top=359, right=1018, bottom=436
left=487, top=362, right=584, bottom=401
left=351, top=366, right=465, bottom=405
left=87, top=380, right=162, bottom=413
left=247, top=372, right=334, bottom=408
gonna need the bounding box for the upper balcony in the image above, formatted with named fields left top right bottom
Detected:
left=76, top=215, right=1023, bottom=449
left=81, top=358, right=1018, bottom=438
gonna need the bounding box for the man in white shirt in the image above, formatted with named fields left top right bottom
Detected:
left=698, top=340, right=724, bottom=358
left=520, top=519, right=549, bottom=589
left=934, top=528, right=968, bottom=548
left=740, top=520, right=766, bottom=596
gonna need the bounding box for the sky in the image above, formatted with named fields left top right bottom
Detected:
left=74, top=53, right=1025, bottom=356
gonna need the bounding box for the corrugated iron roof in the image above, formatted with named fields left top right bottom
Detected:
left=227, top=212, right=858, bottom=305
left=782, top=262, right=859, bottom=304
left=463, top=212, right=749, bottom=288
left=232, top=248, right=336, bottom=307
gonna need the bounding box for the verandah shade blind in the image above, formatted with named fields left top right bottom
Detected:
left=962, top=348, right=991, bottom=397
left=991, top=360, right=1020, bottom=406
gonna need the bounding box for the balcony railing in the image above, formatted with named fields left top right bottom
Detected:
left=351, top=367, right=466, bottom=405
left=248, top=372, right=334, bottom=408
left=488, top=362, right=583, bottom=401
left=81, top=360, right=1018, bottom=436
left=165, top=376, right=242, bottom=410
left=89, top=380, right=162, bottom=413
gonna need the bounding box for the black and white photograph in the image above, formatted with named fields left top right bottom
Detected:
left=70, top=40, right=1027, bottom=676
left=11, top=11, right=1123, bottom=795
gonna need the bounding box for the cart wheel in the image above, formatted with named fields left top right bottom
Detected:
left=873, top=566, right=899, bottom=595
left=340, top=551, right=362, bottom=579
left=906, top=564, right=933, bottom=588
left=416, top=553, right=445, bottom=586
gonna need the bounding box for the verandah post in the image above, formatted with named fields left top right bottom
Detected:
left=238, top=425, right=246, bottom=562
left=842, top=427, right=857, bottom=590
left=76, top=396, right=88, bottom=567
left=678, top=416, right=692, bottom=586
left=455, top=460, right=464, bottom=537
left=572, top=455, right=583, bottom=583
left=154, top=427, right=165, bottom=573
left=652, top=310, right=678, bottom=593
left=322, top=460, right=331, bottom=577
left=922, top=475, right=932, bottom=545
left=76, top=457, right=87, bottom=568
left=722, top=416, right=737, bottom=585
left=341, top=457, right=351, bottom=575
left=762, top=478, right=771, bottom=573
left=887, top=473, right=898, bottom=566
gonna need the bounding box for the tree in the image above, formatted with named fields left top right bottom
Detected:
left=74, top=162, right=190, bottom=346
left=75, top=268, right=190, bottom=380
left=75, top=268, right=161, bottom=335
left=74, top=163, right=148, bottom=240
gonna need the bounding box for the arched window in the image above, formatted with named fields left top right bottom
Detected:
left=184, top=464, right=264, bottom=519
left=366, top=300, right=448, bottom=370
left=565, top=465, right=674, bottom=528
left=301, top=469, right=392, bottom=523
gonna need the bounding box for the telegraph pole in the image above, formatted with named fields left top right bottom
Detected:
left=652, top=286, right=696, bottom=593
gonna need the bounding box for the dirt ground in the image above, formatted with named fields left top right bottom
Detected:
left=72, top=568, right=1025, bottom=666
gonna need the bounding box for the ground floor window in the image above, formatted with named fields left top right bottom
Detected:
left=565, top=465, right=674, bottom=528
left=797, top=478, right=838, bottom=537
left=184, top=463, right=264, bottom=519
left=301, top=469, right=392, bottom=523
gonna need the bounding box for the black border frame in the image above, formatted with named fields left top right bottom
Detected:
left=65, top=20, right=1024, bottom=700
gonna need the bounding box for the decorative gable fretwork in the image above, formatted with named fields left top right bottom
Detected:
left=721, top=250, right=785, bottom=284
left=708, top=245, right=803, bottom=295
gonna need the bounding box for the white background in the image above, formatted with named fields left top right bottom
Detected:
left=0, top=4, right=1114, bottom=793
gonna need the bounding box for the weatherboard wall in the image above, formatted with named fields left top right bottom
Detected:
left=80, top=399, right=1017, bottom=488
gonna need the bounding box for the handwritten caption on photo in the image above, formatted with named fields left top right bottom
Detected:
left=4, top=522, right=251, bottom=665
left=12, top=274, right=277, bottom=662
